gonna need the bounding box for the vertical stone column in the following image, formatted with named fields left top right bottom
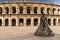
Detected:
left=51, top=8, right=53, bottom=15
left=24, top=17, right=26, bottom=26
left=23, top=6, right=26, bottom=14
left=2, top=17, right=5, bottom=26
left=56, top=18, right=58, bottom=26
left=44, top=8, right=47, bottom=14
left=2, top=6, right=5, bottom=14
left=38, top=7, right=40, bottom=14
left=16, top=5, right=19, bottom=14
left=9, top=17, right=11, bottom=26
left=38, top=17, right=40, bottom=26
left=31, top=7, right=34, bottom=14
left=2, top=6, right=5, bottom=26
left=55, top=9, right=58, bottom=15
left=31, top=17, right=33, bottom=27
left=51, top=18, right=53, bottom=26
left=16, top=18, right=19, bottom=26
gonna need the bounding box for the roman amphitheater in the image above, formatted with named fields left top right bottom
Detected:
left=0, top=0, right=60, bottom=37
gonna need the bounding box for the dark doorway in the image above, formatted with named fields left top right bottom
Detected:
left=0, top=19, right=2, bottom=26
left=19, top=18, right=24, bottom=26
left=27, top=7, right=30, bottom=14
left=0, top=7, right=2, bottom=14
left=34, top=7, right=37, bottom=14
left=26, top=18, right=31, bottom=26
left=5, top=19, right=9, bottom=26
left=12, top=19, right=16, bottom=26
left=53, top=8, right=56, bottom=15
left=12, top=6, right=16, bottom=14
left=5, top=7, right=9, bottom=14
left=48, top=19, right=51, bottom=26
left=47, top=8, right=50, bottom=15
left=41, top=7, right=44, bottom=14
left=34, top=18, right=38, bottom=26
left=19, top=6, right=23, bottom=14
left=53, top=19, right=56, bottom=26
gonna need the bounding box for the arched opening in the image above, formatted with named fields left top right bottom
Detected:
left=53, top=8, right=56, bottom=15
left=58, top=9, right=60, bottom=12
left=26, top=18, right=31, bottom=26
left=47, top=8, right=50, bottom=15
left=34, top=18, right=38, bottom=26
left=34, top=7, right=37, bottom=14
left=5, top=19, right=9, bottom=26
left=58, top=19, right=60, bottom=25
left=48, top=19, right=51, bottom=26
left=41, top=7, right=44, bottom=14
left=19, top=6, right=23, bottom=14
left=53, top=19, right=56, bottom=26
left=27, top=7, right=30, bottom=14
left=12, top=19, right=16, bottom=26
left=0, top=7, right=2, bottom=14
left=0, top=19, right=2, bottom=26
left=19, top=18, right=24, bottom=26
left=5, top=7, right=9, bottom=14
left=12, top=6, right=16, bottom=14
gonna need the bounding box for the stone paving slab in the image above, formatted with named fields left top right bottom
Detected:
left=0, top=33, right=60, bottom=40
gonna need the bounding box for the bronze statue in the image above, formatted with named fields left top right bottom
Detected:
left=34, top=14, right=54, bottom=37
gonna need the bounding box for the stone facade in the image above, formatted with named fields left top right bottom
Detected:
left=0, top=2, right=60, bottom=27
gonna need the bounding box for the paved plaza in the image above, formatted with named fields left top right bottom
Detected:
left=0, top=26, right=60, bottom=40
left=0, top=33, right=60, bottom=40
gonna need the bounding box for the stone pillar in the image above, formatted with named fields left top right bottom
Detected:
left=44, top=8, right=47, bottom=14
left=16, top=5, right=19, bottom=14
left=2, top=6, right=5, bottom=14
left=31, top=7, right=34, bottom=14
left=51, top=9, right=53, bottom=15
left=38, top=7, right=40, bottom=14
left=24, top=18, right=26, bottom=26
left=31, top=17, right=33, bottom=26
left=55, top=9, right=58, bottom=15
left=23, top=6, right=26, bottom=14
left=2, top=18, right=4, bottom=26
left=9, top=18, right=11, bottom=26
left=16, top=18, right=19, bottom=26
left=51, top=18, right=53, bottom=26
left=9, top=6, right=11, bottom=14
left=38, top=17, right=40, bottom=26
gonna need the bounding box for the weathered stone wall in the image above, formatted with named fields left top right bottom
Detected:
left=0, top=2, right=60, bottom=27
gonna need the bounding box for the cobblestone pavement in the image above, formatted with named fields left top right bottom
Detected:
left=0, top=33, right=60, bottom=40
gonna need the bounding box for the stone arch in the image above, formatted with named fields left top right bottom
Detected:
left=12, top=19, right=16, bottom=26
left=0, top=19, right=2, bottom=26
left=53, top=8, right=56, bottom=15
left=53, top=19, right=56, bottom=26
left=5, top=19, right=9, bottom=26
left=34, top=7, right=37, bottom=14
left=48, top=19, right=51, bottom=26
left=5, top=7, right=9, bottom=14
left=27, top=7, right=30, bottom=14
left=0, top=7, right=2, bottom=14
left=41, top=7, right=44, bottom=14
left=34, top=18, right=38, bottom=26
left=19, top=6, right=23, bottom=14
left=19, top=18, right=24, bottom=26
left=47, top=8, right=50, bottom=15
left=12, top=6, right=16, bottom=14
left=26, top=18, right=31, bottom=26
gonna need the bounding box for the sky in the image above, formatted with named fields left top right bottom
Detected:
left=0, top=0, right=60, bottom=5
